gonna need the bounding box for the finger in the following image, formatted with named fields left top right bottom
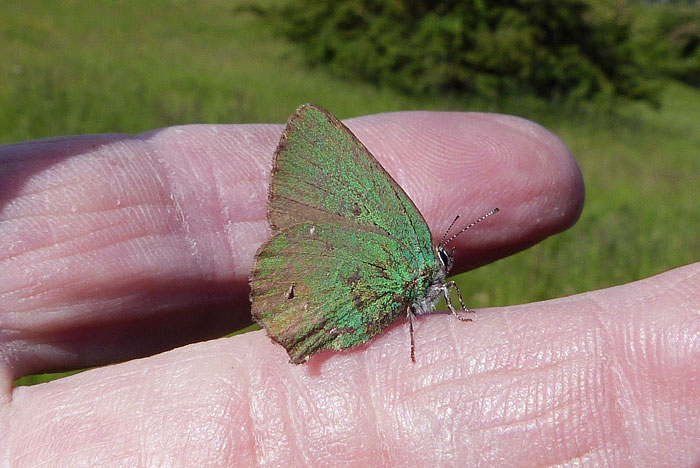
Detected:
left=0, top=128, right=277, bottom=378
left=0, top=110, right=582, bottom=378
left=4, top=263, right=698, bottom=466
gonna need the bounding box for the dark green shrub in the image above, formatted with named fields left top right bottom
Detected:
left=273, top=0, right=661, bottom=105
left=631, top=3, right=700, bottom=87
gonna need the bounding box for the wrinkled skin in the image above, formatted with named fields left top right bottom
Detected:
left=1, top=110, right=698, bottom=467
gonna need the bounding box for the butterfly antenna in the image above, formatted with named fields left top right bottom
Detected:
left=443, top=208, right=499, bottom=247
left=439, top=215, right=461, bottom=248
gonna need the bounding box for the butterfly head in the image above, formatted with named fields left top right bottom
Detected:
left=436, top=208, right=499, bottom=275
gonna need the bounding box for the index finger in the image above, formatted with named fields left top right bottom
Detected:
left=0, top=110, right=583, bottom=379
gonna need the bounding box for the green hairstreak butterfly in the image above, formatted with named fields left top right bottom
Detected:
left=250, top=104, right=498, bottom=364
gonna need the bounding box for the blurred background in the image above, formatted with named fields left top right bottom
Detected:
left=4, top=0, right=699, bottom=383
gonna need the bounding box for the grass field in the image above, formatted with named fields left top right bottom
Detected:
left=4, top=1, right=699, bottom=385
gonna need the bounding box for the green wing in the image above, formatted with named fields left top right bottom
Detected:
left=251, top=222, right=433, bottom=363
left=251, top=104, right=437, bottom=363
left=268, top=104, right=433, bottom=258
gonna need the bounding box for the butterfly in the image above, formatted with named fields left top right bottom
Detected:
left=250, top=104, right=497, bottom=364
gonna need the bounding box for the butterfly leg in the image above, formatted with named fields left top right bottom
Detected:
left=408, top=307, right=417, bottom=363
left=443, top=281, right=473, bottom=322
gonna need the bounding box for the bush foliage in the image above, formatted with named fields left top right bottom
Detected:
left=631, top=3, right=700, bottom=87
left=274, top=0, right=661, bottom=105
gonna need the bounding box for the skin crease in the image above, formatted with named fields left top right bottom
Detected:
left=0, top=110, right=697, bottom=468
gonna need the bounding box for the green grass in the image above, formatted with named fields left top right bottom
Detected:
left=0, top=0, right=433, bottom=142
left=4, top=1, right=699, bottom=385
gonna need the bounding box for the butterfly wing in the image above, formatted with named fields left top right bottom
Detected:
left=252, top=221, right=434, bottom=363
left=268, top=104, right=433, bottom=256
left=251, top=104, right=438, bottom=362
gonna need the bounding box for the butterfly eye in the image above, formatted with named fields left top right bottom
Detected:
left=437, top=247, right=453, bottom=271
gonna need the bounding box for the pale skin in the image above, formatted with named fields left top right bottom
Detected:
left=1, top=110, right=699, bottom=467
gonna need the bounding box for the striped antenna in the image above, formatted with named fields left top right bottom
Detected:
left=442, top=208, right=499, bottom=247
left=438, top=215, right=461, bottom=248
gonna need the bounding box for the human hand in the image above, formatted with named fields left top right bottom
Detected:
left=1, top=110, right=698, bottom=467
